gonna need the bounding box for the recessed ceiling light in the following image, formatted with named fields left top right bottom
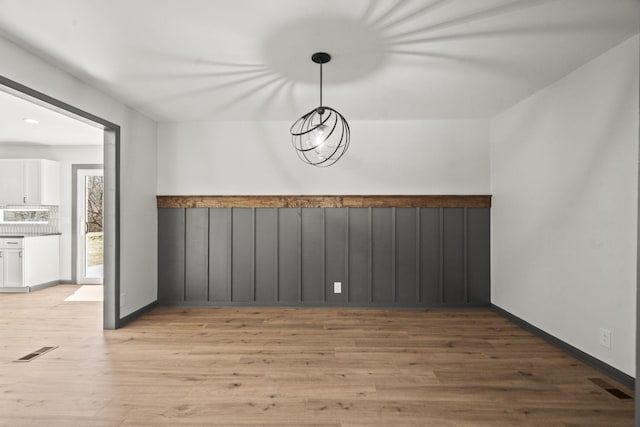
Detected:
left=23, top=118, right=39, bottom=124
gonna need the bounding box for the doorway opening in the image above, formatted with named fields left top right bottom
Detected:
left=0, top=75, right=120, bottom=329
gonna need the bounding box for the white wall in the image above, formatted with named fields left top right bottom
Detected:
left=491, top=36, right=638, bottom=376
left=158, top=120, right=490, bottom=195
left=0, top=36, right=158, bottom=318
left=0, top=144, right=103, bottom=281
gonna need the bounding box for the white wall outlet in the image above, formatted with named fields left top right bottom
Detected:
left=333, top=282, right=342, bottom=294
left=599, top=328, right=611, bottom=349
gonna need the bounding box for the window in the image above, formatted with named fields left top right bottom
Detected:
left=0, top=209, right=50, bottom=224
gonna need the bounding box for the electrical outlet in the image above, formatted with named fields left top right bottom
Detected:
left=599, top=328, right=611, bottom=349
left=333, top=282, right=342, bottom=294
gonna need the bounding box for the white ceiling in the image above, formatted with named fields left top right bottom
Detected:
left=0, top=89, right=103, bottom=146
left=0, top=0, right=637, bottom=122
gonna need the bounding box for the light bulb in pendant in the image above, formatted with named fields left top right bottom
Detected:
left=312, top=124, right=328, bottom=148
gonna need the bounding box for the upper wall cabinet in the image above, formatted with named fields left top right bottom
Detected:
left=0, top=159, right=60, bottom=205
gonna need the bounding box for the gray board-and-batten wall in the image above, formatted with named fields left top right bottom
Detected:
left=157, top=196, right=491, bottom=307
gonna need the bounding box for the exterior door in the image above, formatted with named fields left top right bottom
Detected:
left=77, top=169, right=104, bottom=284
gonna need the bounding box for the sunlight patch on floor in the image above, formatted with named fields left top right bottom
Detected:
left=64, top=285, right=103, bottom=302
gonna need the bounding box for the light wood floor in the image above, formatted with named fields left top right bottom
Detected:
left=0, top=285, right=634, bottom=426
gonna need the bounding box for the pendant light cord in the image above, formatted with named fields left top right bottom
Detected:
left=319, top=62, right=323, bottom=109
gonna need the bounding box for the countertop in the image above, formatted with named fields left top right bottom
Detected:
left=0, top=233, right=61, bottom=238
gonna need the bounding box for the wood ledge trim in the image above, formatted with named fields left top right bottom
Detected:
left=157, top=195, right=492, bottom=208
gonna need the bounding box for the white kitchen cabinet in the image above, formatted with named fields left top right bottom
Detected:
left=0, top=238, right=24, bottom=287
left=0, top=160, right=24, bottom=204
left=24, top=235, right=59, bottom=287
left=0, top=235, right=59, bottom=290
left=0, top=159, right=60, bottom=205
left=24, top=159, right=60, bottom=205
left=3, top=249, right=23, bottom=287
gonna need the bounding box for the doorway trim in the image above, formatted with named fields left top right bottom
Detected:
left=0, top=75, right=121, bottom=330
left=72, top=164, right=104, bottom=285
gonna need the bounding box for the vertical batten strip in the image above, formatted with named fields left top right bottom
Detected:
left=228, top=208, right=233, bottom=302
left=206, top=208, right=211, bottom=302
left=275, top=208, right=279, bottom=302
left=391, top=207, right=397, bottom=304
left=298, top=208, right=302, bottom=303
left=322, top=208, right=326, bottom=302
left=251, top=208, right=256, bottom=302
left=416, top=207, right=421, bottom=302
left=439, top=207, right=444, bottom=304
left=183, top=208, right=187, bottom=302
left=463, top=207, right=469, bottom=304
left=368, top=207, right=373, bottom=303
left=345, top=207, right=350, bottom=303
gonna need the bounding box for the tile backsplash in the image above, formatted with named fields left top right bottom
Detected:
left=0, top=205, right=60, bottom=234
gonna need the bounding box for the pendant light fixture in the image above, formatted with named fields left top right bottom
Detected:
left=290, top=52, right=350, bottom=167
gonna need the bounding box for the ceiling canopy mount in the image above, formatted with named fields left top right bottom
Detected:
left=311, top=52, right=331, bottom=64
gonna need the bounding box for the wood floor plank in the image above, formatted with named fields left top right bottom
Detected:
left=0, top=285, right=634, bottom=426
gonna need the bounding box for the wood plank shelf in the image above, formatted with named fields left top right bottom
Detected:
left=157, top=195, right=492, bottom=209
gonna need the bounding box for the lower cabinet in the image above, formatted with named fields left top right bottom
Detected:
left=24, top=235, right=59, bottom=287
left=0, top=238, right=24, bottom=287
left=0, top=235, right=59, bottom=289
left=3, top=249, right=23, bottom=287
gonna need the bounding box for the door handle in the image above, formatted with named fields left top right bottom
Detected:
left=19, top=251, right=22, bottom=258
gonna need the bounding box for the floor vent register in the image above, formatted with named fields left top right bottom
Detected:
left=14, top=346, right=58, bottom=362
left=588, top=377, right=632, bottom=399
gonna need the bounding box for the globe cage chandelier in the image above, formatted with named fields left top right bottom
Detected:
left=290, top=52, right=350, bottom=167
